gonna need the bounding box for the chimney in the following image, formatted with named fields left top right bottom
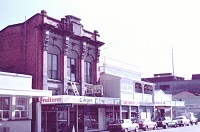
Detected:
left=41, top=10, right=47, bottom=16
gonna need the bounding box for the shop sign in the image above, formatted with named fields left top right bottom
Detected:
left=44, top=17, right=58, bottom=28
left=40, top=96, right=63, bottom=104
left=95, top=97, right=120, bottom=105
left=140, top=102, right=154, bottom=106
left=155, top=101, right=171, bottom=106
left=121, top=100, right=139, bottom=105
left=63, top=95, right=95, bottom=104
left=79, top=96, right=95, bottom=104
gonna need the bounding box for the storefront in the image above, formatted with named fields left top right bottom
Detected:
left=39, top=96, right=120, bottom=132
left=120, top=100, right=139, bottom=122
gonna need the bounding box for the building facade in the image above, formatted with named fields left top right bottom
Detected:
left=100, top=63, right=184, bottom=125
left=0, top=10, right=106, bottom=132
left=142, top=73, right=200, bottom=94
left=0, top=72, right=51, bottom=132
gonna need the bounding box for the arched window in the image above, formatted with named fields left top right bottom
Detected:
left=47, top=45, right=61, bottom=80
left=67, top=51, right=79, bottom=82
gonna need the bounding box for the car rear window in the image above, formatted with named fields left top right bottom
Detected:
left=175, top=117, right=183, bottom=119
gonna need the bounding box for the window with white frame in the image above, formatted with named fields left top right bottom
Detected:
left=67, top=58, right=77, bottom=81
left=84, top=61, right=92, bottom=84
left=48, top=53, right=58, bottom=80
left=0, top=96, right=10, bottom=119
left=15, top=98, right=28, bottom=119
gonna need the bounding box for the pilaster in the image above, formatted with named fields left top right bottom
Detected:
left=43, top=30, right=49, bottom=90
left=63, top=36, right=69, bottom=94
left=80, top=41, right=87, bottom=95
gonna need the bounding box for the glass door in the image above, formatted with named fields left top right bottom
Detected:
left=57, top=111, right=68, bottom=132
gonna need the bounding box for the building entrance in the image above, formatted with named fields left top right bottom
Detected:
left=42, top=111, right=68, bottom=132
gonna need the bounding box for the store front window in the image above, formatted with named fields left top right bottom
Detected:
left=0, top=96, right=10, bottom=120
left=15, top=98, right=28, bottom=119
left=78, top=106, right=101, bottom=132
left=83, top=106, right=98, bottom=130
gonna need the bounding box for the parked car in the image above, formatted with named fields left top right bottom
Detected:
left=156, top=117, right=178, bottom=129
left=107, top=119, right=139, bottom=132
left=138, top=119, right=157, bottom=131
left=174, top=116, right=190, bottom=126
left=181, top=112, right=198, bottom=125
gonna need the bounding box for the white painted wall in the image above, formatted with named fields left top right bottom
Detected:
left=0, top=72, right=32, bottom=90
left=101, top=74, right=120, bottom=98
left=98, top=108, right=106, bottom=131
left=0, top=120, right=31, bottom=132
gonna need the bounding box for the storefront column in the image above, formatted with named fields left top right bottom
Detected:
left=76, top=105, right=78, bottom=132
left=170, top=106, right=172, bottom=118
left=36, top=102, right=41, bottom=132
left=128, top=106, right=131, bottom=119
left=142, top=84, right=144, bottom=102
left=119, top=106, right=122, bottom=119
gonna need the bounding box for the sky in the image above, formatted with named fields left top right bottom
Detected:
left=1, top=0, right=200, bottom=79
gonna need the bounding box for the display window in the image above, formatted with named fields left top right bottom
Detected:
left=81, top=106, right=98, bottom=130
left=0, top=96, right=10, bottom=120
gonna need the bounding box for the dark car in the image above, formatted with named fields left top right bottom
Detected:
left=156, top=117, right=178, bottom=129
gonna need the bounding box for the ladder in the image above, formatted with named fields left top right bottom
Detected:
left=70, top=82, right=79, bottom=96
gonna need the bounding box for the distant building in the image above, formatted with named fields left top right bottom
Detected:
left=142, top=73, right=200, bottom=94
left=173, top=91, right=200, bottom=121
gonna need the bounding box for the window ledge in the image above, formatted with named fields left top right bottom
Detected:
left=48, top=79, right=61, bottom=83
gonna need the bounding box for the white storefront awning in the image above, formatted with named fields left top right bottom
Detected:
left=0, top=88, right=52, bottom=97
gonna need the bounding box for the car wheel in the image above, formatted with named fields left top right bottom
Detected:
left=190, top=121, right=193, bottom=125
left=123, top=128, right=128, bottom=132
left=164, top=124, right=168, bottom=129
left=195, top=122, right=198, bottom=125
left=134, top=126, right=139, bottom=132
left=144, top=126, right=148, bottom=131
left=153, top=125, right=157, bottom=130
left=174, top=123, right=177, bottom=128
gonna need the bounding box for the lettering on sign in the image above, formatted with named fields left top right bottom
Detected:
left=95, top=98, right=120, bottom=105
left=44, top=17, right=58, bottom=28
left=40, top=97, right=62, bottom=104
left=79, top=97, right=94, bottom=104
left=122, top=100, right=135, bottom=105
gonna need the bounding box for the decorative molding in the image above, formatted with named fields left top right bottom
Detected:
left=81, top=42, right=87, bottom=59
left=64, top=36, right=69, bottom=55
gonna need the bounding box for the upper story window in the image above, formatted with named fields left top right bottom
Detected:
left=48, top=53, right=58, bottom=79
left=84, top=61, right=92, bottom=84
left=15, top=98, right=28, bottom=119
left=67, top=58, right=76, bottom=82
left=160, top=85, right=170, bottom=91
left=0, top=96, right=10, bottom=119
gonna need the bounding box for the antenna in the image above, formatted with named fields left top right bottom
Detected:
left=172, top=47, right=175, bottom=75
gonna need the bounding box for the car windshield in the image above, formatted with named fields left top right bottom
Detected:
left=139, top=119, right=147, bottom=123
left=112, top=120, right=124, bottom=124
left=158, top=117, right=165, bottom=121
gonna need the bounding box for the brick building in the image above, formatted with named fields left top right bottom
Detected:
left=142, top=73, right=200, bottom=94
left=0, top=10, right=106, bottom=132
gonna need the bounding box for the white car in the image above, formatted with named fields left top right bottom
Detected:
left=138, top=119, right=157, bottom=131
left=174, top=116, right=190, bottom=126
left=107, top=119, right=139, bottom=132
